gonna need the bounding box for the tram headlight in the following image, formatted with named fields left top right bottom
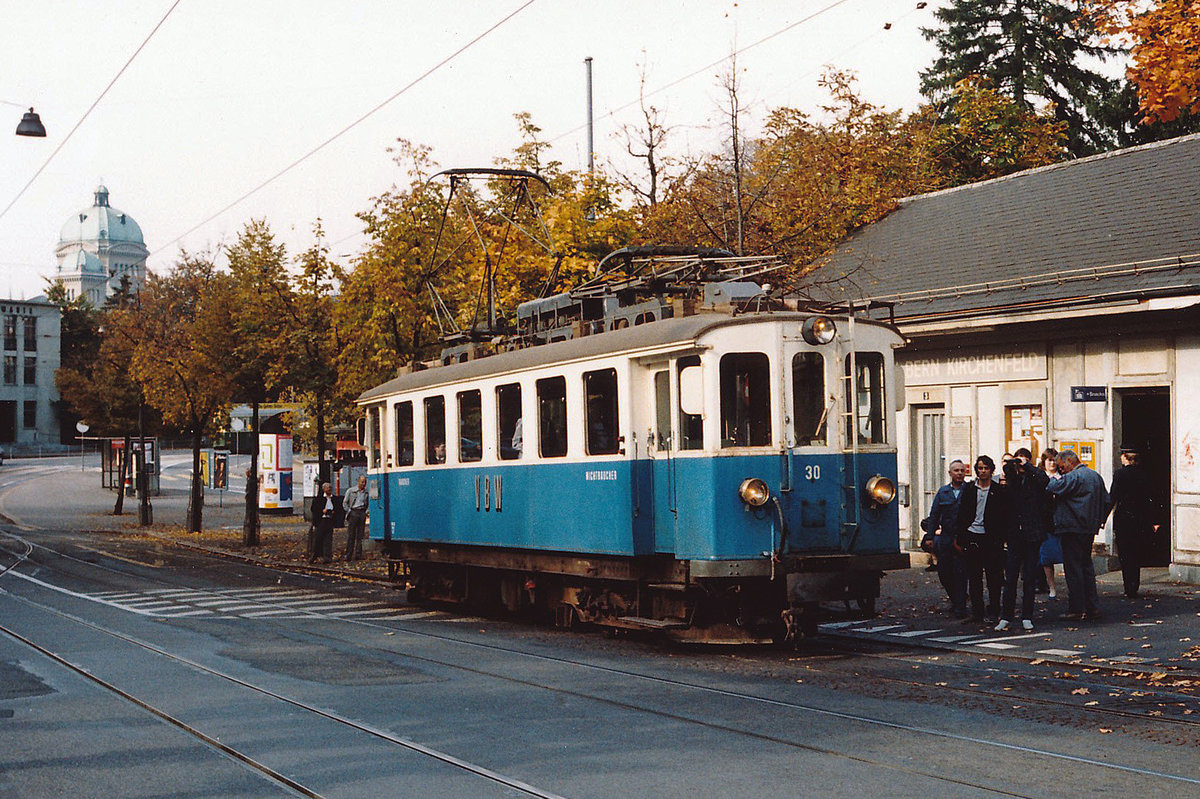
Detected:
left=801, top=316, right=837, bottom=345
left=864, top=475, right=897, bottom=507
left=739, top=477, right=771, bottom=507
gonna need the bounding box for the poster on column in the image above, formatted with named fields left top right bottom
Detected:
left=258, top=433, right=294, bottom=514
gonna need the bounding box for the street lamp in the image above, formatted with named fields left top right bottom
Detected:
left=2, top=100, right=46, bottom=137
left=15, top=108, right=45, bottom=137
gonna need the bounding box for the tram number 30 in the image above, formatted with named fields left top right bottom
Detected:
left=804, top=464, right=821, bottom=481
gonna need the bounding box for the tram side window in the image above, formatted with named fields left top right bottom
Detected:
left=845, top=352, right=886, bottom=445
left=497, top=383, right=522, bottom=460
left=424, top=396, right=447, bottom=464
left=537, top=376, right=568, bottom=458
left=677, top=356, right=704, bottom=450
left=458, top=390, right=482, bottom=462
left=792, top=353, right=827, bottom=446
left=720, top=352, right=772, bottom=447
left=654, top=370, right=671, bottom=451
left=395, top=401, right=414, bottom=466
left=368, top=406, right=382, bottom=469
left=584, top=368, right=619, bottom=455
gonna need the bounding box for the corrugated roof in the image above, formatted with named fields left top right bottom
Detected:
left=804, top=134, right=1200, bottom=321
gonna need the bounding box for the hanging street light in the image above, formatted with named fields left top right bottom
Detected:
left=15, top=107, right=46, bottom=137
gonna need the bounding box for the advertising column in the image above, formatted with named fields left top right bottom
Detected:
left=258, top=433, right=294, bottom=515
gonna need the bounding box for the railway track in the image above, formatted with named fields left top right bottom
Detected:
left=4, top=530, right=1200, bottom=797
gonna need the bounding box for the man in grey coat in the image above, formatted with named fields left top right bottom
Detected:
left=1046, top=450, right=1110, bottom=621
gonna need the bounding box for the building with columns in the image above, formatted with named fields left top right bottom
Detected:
left=54, top=184, right=148, bottom=305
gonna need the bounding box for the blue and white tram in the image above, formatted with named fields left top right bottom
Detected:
left=357, top=312, right=909, bottom=643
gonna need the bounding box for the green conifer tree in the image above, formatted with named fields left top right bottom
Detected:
left=920, top=0, right=1118, bottom=156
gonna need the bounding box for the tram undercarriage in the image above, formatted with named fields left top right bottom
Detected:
left=388, top=541, right=908, bottom=645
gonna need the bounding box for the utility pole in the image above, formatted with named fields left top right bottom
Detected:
left=584, top=56, right=595, bottom=175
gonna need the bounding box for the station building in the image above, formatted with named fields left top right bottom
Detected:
left=806, top=133, right=1200, bottom=583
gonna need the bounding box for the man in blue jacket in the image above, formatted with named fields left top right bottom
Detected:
left=920, top=459, right=969, bottom=615
left=1046, top=450, right=1110, bottom=621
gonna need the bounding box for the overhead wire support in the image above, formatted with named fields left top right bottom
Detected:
left=153, top=0, right=539, bottom=258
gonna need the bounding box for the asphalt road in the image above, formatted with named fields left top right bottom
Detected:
left=1, top=456, right=1199, bottom=798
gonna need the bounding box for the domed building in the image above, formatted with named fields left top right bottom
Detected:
left=55, top=185, right=148, bottom=305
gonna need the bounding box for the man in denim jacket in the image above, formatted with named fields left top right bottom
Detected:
left=1046, top=450, right=1110, bottom=621
left=920, top=460, right=969, bottom=615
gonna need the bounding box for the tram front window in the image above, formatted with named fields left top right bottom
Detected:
left=845, top=352, right=886, bottom=446
left=792, top=352, right=827, bottom=446
left=424, top=396, right=446, bottom=464
left=395, top=401, right=414, bottom=466
left=458, top=390, right=482, bottom=462
left=720, top=352, right=772, bottom=447
left=537, top=376, right=568, bottom=458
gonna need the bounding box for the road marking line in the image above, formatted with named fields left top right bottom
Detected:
left=1038, top=649, right=1084, bottom=657
left=977, top=642, right=1019, bottom=650
left=928, top=635, right=984, bottom=643
left=157, top=609, right=213, bottom=617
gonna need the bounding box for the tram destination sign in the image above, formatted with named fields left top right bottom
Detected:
left=1070, top=386, right=1108, bottom=402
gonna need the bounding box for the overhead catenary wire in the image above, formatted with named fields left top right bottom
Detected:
left=151, top=0, right=539, bottom=260
left=546, top=0, right=858, bottom=146
left=0, top=0, right=184, bottom=224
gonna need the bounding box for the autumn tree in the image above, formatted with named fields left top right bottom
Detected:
left=1088, top=0, right=1200, bottom=128
left=125, top=253, right=232, bottom=533
left=640, top=71, right=931, bottom=269
left=205, top=220, right=293, bottom=545
left=921, top=0, right=1119, bottom=155
left=281, top=222, right=343, bottom=494
left=913, top=76, right=1067, bottom=185
left=611, top=63, right=677, bottom=208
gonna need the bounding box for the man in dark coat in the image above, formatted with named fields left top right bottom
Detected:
left=996, top=448, right=1049, bottom=631
left=1046, top=450, right=1110, bottom=620
left=953, top=455, right=1011, bottom=623
left=920, top=459, right=969, bottom=615
left=1109, top=448, right=1154, bottom=598
left=310, top=482, right=336, bottom=564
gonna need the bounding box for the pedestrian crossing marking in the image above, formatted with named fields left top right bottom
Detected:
left=976, top=642, right=1019, bottom=650
left=75, top=585, right=411, bottom=621
left=889, top=629, right=943, bottom=637
left=928, top=635, right=985, bottom=643
left=1037, top=649, right=1082, bottom=657
left=857, top=624, right=905, bottom=634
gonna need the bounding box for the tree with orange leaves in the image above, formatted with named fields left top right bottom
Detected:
left=1090, top=0, right=1200, bottom=124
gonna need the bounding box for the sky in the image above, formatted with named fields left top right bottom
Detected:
left=0, top=0, right=944, bottom=299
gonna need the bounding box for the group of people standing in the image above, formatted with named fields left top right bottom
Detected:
left=308, top=475, right=369, bottom=564
left=921, top=446, right=1153, bottom=632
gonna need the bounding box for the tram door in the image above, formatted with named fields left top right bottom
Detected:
left=649, top=369, right=677, bottom=553
left=913, top=407, right=946, bottom=547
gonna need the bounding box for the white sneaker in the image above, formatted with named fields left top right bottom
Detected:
left=994, top=619, right=1011, bottom=632
left=1022, top=619, right=1034, bottom=632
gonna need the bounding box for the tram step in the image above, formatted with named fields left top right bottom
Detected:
left=615, top=616, right=689, bottom=630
